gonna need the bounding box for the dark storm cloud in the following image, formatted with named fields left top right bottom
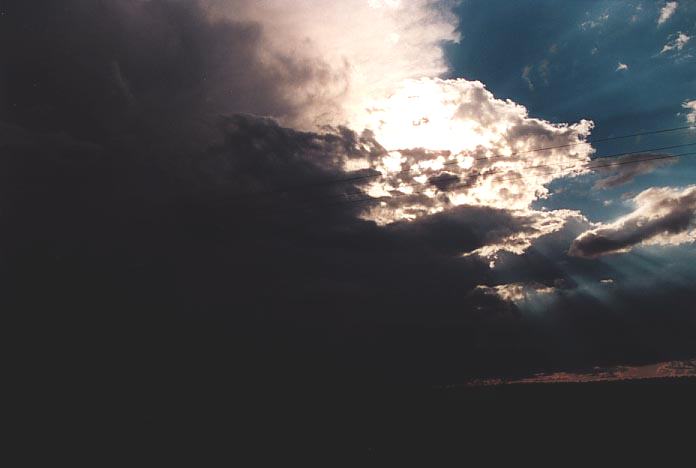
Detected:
left=386, top=205, right=539, bottom=256
left=0, top=0, right=338, bottom=144
left=4, top=108, right=696, bottom=387
left=206, top=114, right=384, bottom=196
left=0, top=20, right=527, bottom=380
left=2, top=0, right=695, bottom=390
left=428, top=172, right=461, bottom=191
left=590, top=153, right=675, bottom=190
left=569, top=186, right=696, bottom=258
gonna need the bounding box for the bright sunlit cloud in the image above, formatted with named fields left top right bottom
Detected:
left=205, top=0, right=599, bottom=261
left=351, top=78, right=594, bottom=259
left=658, top=1, right=678, bottom=25
left=203, top=0, right=459, bottom=129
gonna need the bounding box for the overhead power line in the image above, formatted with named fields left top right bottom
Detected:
left=325, top=150, right=696, bottom=210
left=309, top=140, right=696, bottom=205
left=229, top=124, right=696, bottom=199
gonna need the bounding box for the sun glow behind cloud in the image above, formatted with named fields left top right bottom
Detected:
left=205, top=0, right=601, bottom=261
left=204, top=0, right=460, bottom=129
left=205, top=0, right=604, bottom=257
left=351, top=78, right=595, bottom=260
left=358, top=79, right=501, bottom=154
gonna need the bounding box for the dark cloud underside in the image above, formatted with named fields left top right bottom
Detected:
left=570, top=186, right=696, bottom=258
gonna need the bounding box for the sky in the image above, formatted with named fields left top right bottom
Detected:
left=2, top=0, right=695, bottom=394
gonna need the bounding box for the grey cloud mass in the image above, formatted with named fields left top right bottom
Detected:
left=569, top=186, right=696, bottom=258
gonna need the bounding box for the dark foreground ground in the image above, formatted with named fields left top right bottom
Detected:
left=31, top=374, right=694, bottom=464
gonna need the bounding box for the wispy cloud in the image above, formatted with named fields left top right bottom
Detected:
left=591, top=153, right=676, bottom=190
left=521, top=65, right=534, bottom=90
left=658, top=1, right=678, bottom=25
left=630, top=3, right=643, bottom=24
left=581, top=12, right=609, bottom=30
left=661, top=32, right=691, bottom=53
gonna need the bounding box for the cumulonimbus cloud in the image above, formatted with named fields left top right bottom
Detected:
left=2, top=0, right=598, bottom=264
left=198, top=2, right=598, bottom=261
left=569, top=185, right=696, bottom=258
left=4, top=0, right=696, bottom=384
